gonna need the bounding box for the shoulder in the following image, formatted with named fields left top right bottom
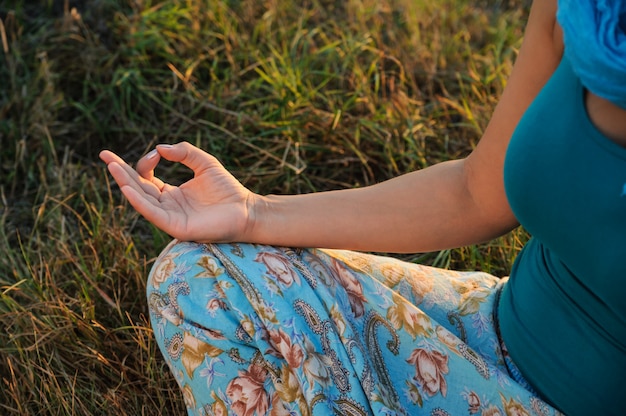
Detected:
left=527, top=0, right=563, bottom=61
left=461, top=0, right=566, bottom=230
left=496, top=0, right=564, bottom=101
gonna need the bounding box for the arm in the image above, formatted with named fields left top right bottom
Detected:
left=101, top=0, right=563, bottom=253
left=248, top=0, right=564, bottom=252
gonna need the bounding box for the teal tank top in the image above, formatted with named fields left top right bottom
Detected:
left=500, top=55, right=626, bottom=415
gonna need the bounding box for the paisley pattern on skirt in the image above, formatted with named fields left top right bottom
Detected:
left=147, top=240, right=562, bottom=416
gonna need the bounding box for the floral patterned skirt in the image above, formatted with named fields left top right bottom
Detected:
left=147, top=241, right=560, bottom=416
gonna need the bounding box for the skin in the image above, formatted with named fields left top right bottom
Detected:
left=100, top=0, right=626, bottom=253
left=586, top=93, right=626, bottom=146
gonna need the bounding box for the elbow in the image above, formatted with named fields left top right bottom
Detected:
left=461, top=157, right=520, bottom=240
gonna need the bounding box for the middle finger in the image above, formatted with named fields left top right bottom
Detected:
left=101, top=150, right=162, bottom=199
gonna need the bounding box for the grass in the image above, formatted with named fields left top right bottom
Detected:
left=0, top=0, right=529, bottom=414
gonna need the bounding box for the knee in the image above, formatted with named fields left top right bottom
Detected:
left=147, top=240, right=182, bottom=293
left=146, top=240, right=202, bottom=328
left=146, top=240, right=248, bottom=329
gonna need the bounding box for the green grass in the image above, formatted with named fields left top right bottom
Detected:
left=0, top=0, right=529, bottom=414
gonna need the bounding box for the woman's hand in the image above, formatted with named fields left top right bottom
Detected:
left=99, top=142, right=257, bottom=242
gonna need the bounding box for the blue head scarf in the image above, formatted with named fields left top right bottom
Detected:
left=557, top=0, right=626, bottom=109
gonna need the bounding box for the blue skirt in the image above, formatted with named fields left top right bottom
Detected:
left=147, top=241, right=560, bottom=416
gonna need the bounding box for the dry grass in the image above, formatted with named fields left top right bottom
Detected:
left=1, top=0, right=529, bottom=414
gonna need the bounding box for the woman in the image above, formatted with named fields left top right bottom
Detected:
left=100, top=0, right=626, bottom=414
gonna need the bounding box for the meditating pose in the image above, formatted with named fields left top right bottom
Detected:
left=100, top=0, right=626, bottom=414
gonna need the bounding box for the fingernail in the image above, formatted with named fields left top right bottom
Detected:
left=157, top=144, right=173, bottom=149
left=146, top=149, right=158, bottom=159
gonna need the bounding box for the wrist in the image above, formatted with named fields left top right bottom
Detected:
left=242, top=192, right=272, bottom=243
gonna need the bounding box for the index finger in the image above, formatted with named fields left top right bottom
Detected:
left=136, top=149, right=166, bottom=191
left=156, top=142, right=222, bottom=176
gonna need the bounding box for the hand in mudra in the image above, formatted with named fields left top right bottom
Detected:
left=100, top=142, right=256, bottom=242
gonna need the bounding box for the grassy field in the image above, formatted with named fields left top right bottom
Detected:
left=0, top=0, right=530, bottom=414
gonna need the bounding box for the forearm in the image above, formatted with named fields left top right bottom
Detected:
left=246, top=159, right=518, bottom=253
